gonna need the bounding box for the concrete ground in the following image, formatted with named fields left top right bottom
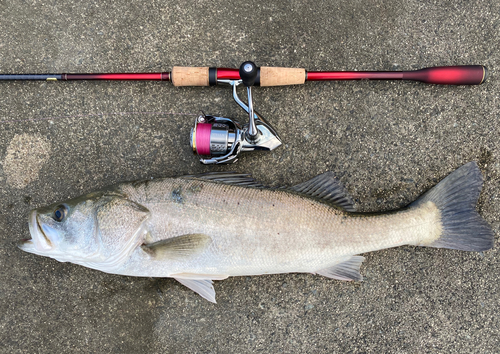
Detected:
left=0, top=0, right=499, bottom=353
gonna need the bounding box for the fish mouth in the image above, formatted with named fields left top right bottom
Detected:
left=19, top=210, right=52, bottom=253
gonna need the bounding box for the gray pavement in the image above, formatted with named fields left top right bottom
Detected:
left=0, top=0, right=499, bottom=353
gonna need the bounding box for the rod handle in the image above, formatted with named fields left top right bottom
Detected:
left=404, top=65, right=487, bottom=85
left=171, top=67, right=210, bottom=86
left=260, top=67, right=306, bottom=86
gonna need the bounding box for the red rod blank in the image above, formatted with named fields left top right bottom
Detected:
left=64, top=73, right=170, bottom=80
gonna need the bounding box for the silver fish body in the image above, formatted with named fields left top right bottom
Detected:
left=20, top=162, right=494, bottom=302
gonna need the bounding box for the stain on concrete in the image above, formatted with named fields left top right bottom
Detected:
left=3, top=134, right=51, bottom=189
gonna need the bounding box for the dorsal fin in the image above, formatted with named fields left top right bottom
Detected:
left=183, top=171, right=355, bottom=211
left=290, top=172, right=356, bottom=212
left=183, top=171, right=265, bottom=187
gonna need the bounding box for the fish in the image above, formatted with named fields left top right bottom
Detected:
left=19, top=162, right=494, bottom=303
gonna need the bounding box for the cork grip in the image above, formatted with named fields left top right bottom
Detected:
left=260, top=67, right=306, bottom=86
left=171, top=67, right=209, bottom=86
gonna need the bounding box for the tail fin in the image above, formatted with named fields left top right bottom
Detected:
left=411, top=162, right=494, bottom=252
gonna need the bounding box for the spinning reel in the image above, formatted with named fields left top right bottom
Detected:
left=190, top=62, right=281, bottom=164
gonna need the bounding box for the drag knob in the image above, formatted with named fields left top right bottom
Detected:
left=239, top=61, right=259, bottom=87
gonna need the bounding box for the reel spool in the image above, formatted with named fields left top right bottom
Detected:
left=191, top=115, right=241, bottom=164
left=192, top=121, right=236, bottom=156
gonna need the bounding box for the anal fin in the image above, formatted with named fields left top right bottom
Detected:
left=174, top=278, right=218, bottom=303
left=316, top=255, right=365, bottom=281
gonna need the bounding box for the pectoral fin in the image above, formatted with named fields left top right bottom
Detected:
left=316, top=256, right=365, bottom=281
left=141, top=233, right=212, bottom=260
left=174, top=278, right=217, bottom=303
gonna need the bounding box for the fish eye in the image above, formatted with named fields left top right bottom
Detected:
left=53, top=205, right=67, bottom=222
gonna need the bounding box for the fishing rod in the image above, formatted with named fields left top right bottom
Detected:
left=0, top=62, right=487, bottom=164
